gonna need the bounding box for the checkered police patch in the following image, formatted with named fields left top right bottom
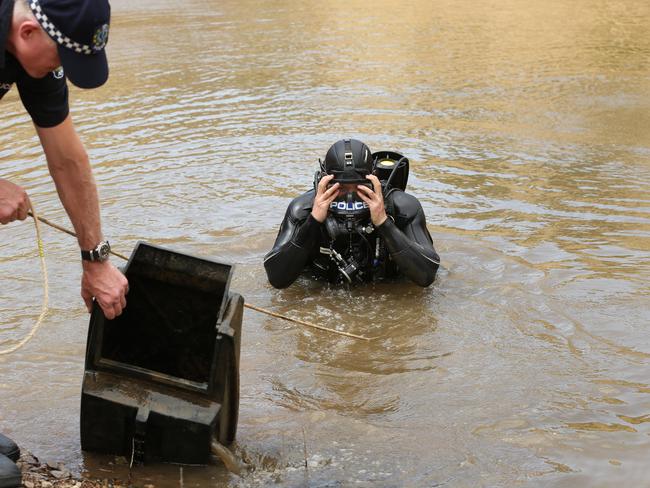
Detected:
left=29, top=0, right=100, bottom=55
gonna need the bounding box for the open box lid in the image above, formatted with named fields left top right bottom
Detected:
left=86, top=242, right=234, bottom=394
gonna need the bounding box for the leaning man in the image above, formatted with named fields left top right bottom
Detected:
left=0, top=0, right=128, bottom=484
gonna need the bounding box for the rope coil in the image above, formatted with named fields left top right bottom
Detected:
left=0, top=207, right=49, bottom=355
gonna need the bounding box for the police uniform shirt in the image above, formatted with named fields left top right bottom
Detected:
left=0, top=0, right=69, bottom=127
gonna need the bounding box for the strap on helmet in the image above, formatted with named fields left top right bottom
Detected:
left=344, top=139, right=354, bottom=168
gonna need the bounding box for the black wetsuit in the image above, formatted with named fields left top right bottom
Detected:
left=264, top=188, right=440, bottom=288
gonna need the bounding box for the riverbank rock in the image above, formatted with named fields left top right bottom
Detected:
left=17, top=451, right=128, bottom=488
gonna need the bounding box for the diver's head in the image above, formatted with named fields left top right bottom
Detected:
left=320, top=139, right=372, bottom=221
left=322, top=139, right=373, bottom=184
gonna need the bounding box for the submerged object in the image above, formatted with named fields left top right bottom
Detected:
left=80, top=242, right=242, bottom=465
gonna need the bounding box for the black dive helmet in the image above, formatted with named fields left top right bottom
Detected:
left=322, top=138, right=373, bottom=183
left=319, top=139, right=374, bottom=219
left=318, top=139, right=409, bottom=190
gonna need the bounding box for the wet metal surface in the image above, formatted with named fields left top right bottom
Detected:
left=1, top=0, right=650, bottom=486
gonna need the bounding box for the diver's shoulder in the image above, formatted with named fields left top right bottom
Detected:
left=387, top=190, right=423, bottom=215
left=287, top=189, right=315, bottom=220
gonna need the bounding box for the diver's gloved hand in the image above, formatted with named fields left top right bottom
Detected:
left=356, top=174, right=387, bottom=226
left=311, top=174, right=340, bottom=223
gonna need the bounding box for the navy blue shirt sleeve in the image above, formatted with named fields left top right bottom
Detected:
left=16, top=69, right=69, bottom=128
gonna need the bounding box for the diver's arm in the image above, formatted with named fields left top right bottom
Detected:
left=264, top=178, right=339, bottom=288
left=376, top=198, right=440, bottom=287
left=264, top=207, right=321, bottom=289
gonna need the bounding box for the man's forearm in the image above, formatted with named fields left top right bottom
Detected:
left=377, top=217, right=440, bottom=287
left=36, top=115, right=103, bottom=250
left=48, top=152, right=102, bottom=250
left=35, top=115, right=129, bottom=320
left=264, top=214, right=321, bottom=288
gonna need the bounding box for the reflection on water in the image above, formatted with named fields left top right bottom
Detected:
left=1, top=0, right=650, bottom=485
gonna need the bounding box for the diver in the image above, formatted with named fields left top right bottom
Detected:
left=264, top=139, right=440, bottom=288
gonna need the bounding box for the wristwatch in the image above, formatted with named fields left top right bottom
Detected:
left=81, top=240, right=111, bottom=262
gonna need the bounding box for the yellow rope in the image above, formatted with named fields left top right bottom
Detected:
left=243, top=303, right=370, bottom=341
left=0, top=206, right=49, bottom=355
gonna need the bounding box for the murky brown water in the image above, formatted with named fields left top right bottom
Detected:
left=2, top=0, right=650, bottom=486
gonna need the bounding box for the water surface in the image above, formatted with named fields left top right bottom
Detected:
left=1, top=0, right=650, bottom=486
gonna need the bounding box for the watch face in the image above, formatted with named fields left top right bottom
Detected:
left=99, top=242, right=110, bottom=258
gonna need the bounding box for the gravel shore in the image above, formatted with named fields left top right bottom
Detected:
left=17, top=452, right=129, bottom=488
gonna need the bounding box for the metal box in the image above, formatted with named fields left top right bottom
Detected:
left=80, top=242, right=242, bottom=465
